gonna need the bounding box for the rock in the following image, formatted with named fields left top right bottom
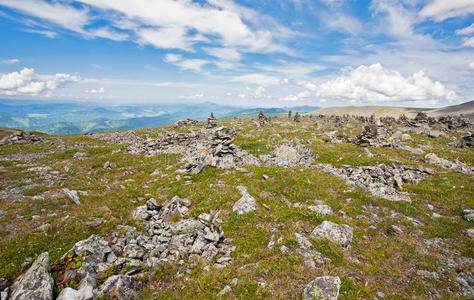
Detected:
left=146, top=198, right=162, bottom=211
left=294, top=233, right=330, bottom=265
left=0, top=130, right=44, bottom=145
left=63, top=188, right=81, bottom=205
left=463, top=213, right=474, bottom=222
left=425, top=153, right=474, bottom=175
left=97, top=275, right=143, bottom=300
left=73, top=152, right=88, bottom=160
left=460, top=133, right=474, bottom=148
left=307, top=204, right=332, bottom=215
left=257, top=110, right=270, bottom=127
left=77, top=273, right=97, bottom=299
left=207, top=112, right=217, bottom=128
left=416, top=270, right=439, bottom=279
left=232, top=186, right=258, bottom=214
left=216, top=285, right=232, bottom=297
left=302, top=276, right=341, bottom=300
left=9, top=252, right=54, bottom=300
left=260, top=143, right=315, bottom=167
left=387, top=225, right=403, bottom=235
left=132, top=205, right=149, bottom=220
left=56, top=287, right=82, bottom=300
left=294, top=112, right=301, bottom=122
left=466, top=229, right=474, bottom=240
left=311, top=221, right=353, bottom=249
left=1, top=288, right=9, bottom=300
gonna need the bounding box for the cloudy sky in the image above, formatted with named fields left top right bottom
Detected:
left=0, top=0, right=473, bottom=107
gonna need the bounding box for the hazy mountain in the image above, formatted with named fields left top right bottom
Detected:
left=0, top=99, right=319, bottom=134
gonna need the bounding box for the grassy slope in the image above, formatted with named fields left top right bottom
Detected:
left=0, top=117, right=472, bottom=299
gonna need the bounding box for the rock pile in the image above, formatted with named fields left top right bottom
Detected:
left=5, top=196, right=235, bottom=300
left=316, top=163, right=434, bottom=201
left=172, top=119, right=199, bottom=128
left=351, top=124, right=391, bottom=147
left=256, top=110, right=270, bottom=127
left=207, top=112, right=217, bottom=129
left=0, top=130, right=44, bottom=145
left=288, top=110, right=292, bottom=119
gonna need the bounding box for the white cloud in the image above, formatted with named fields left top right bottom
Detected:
left=462, top=37, right=474, bottom=47
left=456, top=23, right=474, bottom=35
left=0, top=68, right=79, bottom=96
left=296, top=80, right=317, bottom=91
left=0, top=0, right=89, bottom=32
left=86, top=26, right=129, bottom=41
left=85, top=87, right=105, bottom=94
left=230, top=73, right=283, bottom=86
left=420, top=0, right=474, bottom=21
left=316, top=63, right=457, bottom=103
left=203, top=47, right=241, bottom=61
left=137, top=27, right=193, bottom=51
left=323, top=13, right=363, bottom=35
left=469, top=61, right=474, bottom=70
left=179, top=93, right=204, bottom=100
left=0, top=58, right=19, bottom=64
left=174, top=59, right=210, bottom=72
left=297, top=90, right=311, bottom=98
left=280, top=94, right=299, bottom=101
left=164, top=53, right=182, bottom=63
left=23, top=28, right=57, bottom=38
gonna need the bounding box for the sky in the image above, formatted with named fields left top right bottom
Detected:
left=0, top=0, right=473, bottom=108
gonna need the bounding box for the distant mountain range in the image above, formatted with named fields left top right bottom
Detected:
left=309, top=100, right=474, bottom=119
left=0, top=99, right=319, bottom=135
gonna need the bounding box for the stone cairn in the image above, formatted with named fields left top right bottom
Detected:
left=0, top=130, right=44, bottom=145
left=293, top=112, right=301, bottom=122
left=288, top=110, right=292, bottom=119
left=351, top=124, right=390, bottom=147
left=207, top=112, right=217, bottom=129
left=257, top=110, right=270, bottom=127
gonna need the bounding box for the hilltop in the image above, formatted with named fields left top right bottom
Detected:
left=310, top=100, right=474, bottom=119
left=0, top=111, right=472, bottom=299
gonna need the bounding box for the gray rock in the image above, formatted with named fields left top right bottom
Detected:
left=387, top=225, right=403, bottom=235
left=132, top=205, right=149, bottom=220
left=463, top=213, right=474, bottom=222
left=294, top=233, right=330, bottom=265
left=307, top=204, right=333, bottom=215
left=97, top=275, right=143, bottom=300
left=9, top=252, right=54, bottom=300
left=232, top=186, right=258, bottom=215
left=216, top=285, right=232, bottom=297
left=311, top=221, right=353, bottom=249
left=302, top=276, right=341, bottom=300
left=63, top=188, right=81, bottom=205
left=466, top=228, right=474, bottom=240
left=56, top=287, right=82, bottom=300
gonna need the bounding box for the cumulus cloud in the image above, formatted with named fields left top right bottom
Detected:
left=420, top=0, right=474, bottom=21
left=0, top=58, right=19, bottom=64
left=280, top=94, right=299, bottom=101
left=315, top=63, right=457, bottom=103
left=85, top=87, right=105, bottom=94
left=0, top=67, right=79, bottom=96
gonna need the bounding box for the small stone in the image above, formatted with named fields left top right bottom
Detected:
left=97, top=275, right=143, bottom=300
left=230, top=278, right=239, bottom=286
left=216, top=285, right=232, bottom=297
left=307, top=204, right=333, bottom=215
left=463, top=213, right=474, bottom=222
left=466, top=228, right=474, bottom=240
left=416, top=270, right=439, bottom=279
left=57, top=287, right=82, bottom=300
left=386, top=225, right=403, bottom=235
left=62, top=188, right=81, bottom=205
left=232, top=186, right=258, bottom=215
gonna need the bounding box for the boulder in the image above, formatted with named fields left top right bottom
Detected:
left=311, top=221, right=353, bottom=249
left=9, top=252, right=54, bottom=300
left=232, top=186, right=258, bottom=214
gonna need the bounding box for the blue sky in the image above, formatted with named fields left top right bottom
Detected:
left=0, top=0, right=473, bottom=107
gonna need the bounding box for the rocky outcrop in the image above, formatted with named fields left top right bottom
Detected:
left=97, top=275, right=143, bottom=300
left=424, top=153, right=474, bottom=175
left=9, top=252, right=54, bottom=300
left=311, top=221, right=353, bottom=249
left=173, top=119, right=199, bottom=128
left=0, top=131, right=44, bottom=145
left=302, top=276, right=341, bottom=300
left=316, top=163, right=433, bottom=201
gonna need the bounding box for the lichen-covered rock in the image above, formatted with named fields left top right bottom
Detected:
left=302, top=276, right=341, bottom=300
left=9, top=252, right=54, bottom=300
left=97, top=275, right=143, bottom=300
left=232, top=186, right=258, bottom=214
left=311, top=221, right=353, bottom=249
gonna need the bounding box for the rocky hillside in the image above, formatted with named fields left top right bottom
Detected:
left=311, top=100, right=474, bottom=120
left=0, top=111, right=473, bottom=299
